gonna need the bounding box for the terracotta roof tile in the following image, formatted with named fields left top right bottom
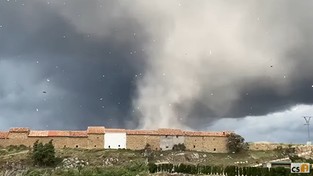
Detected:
left=0, top=132, right=8, bottom=139
left=69, top=131, right=87, bottom=137
left=28, top=131, right=48, bottom=137
left=9, top=127, right=30, bottom=133
left=87, top=126, right=105, bottom=134
left=105, top=128, right=126, bottom=133
left=126, top=130, right=158, bottom=135
left=158, top=128, right=184, bottom=136
left=48, top=131, right=70, bottom=137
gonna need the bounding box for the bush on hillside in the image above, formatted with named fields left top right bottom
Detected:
left=32, top=140, right=56, bottom=167
left=7, top=144, right=29, bottom=152
left=172, top=143, right=186, bottom=151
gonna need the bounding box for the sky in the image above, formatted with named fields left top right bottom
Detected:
left=0, top=0, right=313, bottom=143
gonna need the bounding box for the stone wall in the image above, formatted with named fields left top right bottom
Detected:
left=203, top=136, right=228, bottom=153
left=87, top=134, right=104, bottom=149
left=184, top=136, right=228, bottom=153
left=6, top=132, right=30, bottom=147
left=126, top=135, right=160, bottom=150
left=185, top=136, right=204, bottom=151
left=0, top=138, right=8, bottom=147
left=248, top=142, right=287, bottom=151
left=126, top=135, right=148, bottom=150
left=0, top=127, right=229, bottom=153
left=146, top=135, right=161, bottom=150
left=160, top=136, right=185, bottom=151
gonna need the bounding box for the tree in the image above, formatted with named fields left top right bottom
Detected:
left=226, top=133, right=247, bottom=153
left=32, top=140, right=56, bottom=166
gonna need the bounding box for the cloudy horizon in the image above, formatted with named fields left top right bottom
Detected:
left=1, top=0, right=313, bottom=143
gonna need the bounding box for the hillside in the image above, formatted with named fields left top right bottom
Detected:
left=0, top=145, right=293, bottom=176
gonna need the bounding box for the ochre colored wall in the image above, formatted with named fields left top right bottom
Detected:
left=0, top=139, right=8, bottom=147
left=0, top=130, right=228, bottom=153
left=185, top=136, right=204, bottom=151
left=126, top=135, right=160, bottom=150
left=202, top=136, right=228, bottom=153
left=146, top=135, right=160, bottom=150
left=87, top=134, right=104, bottom=149
left=126, top=135, right=147, bottom=150
left=27, top=137, right=50, bottom=147
left=66, top=137, right=88, bottom=148
left=185, top=136, right=228, bottom=153
left=6, top=132, right=30, bottom=147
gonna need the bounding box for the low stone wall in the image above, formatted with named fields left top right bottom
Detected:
left=248, top=142, right=313, bottom=154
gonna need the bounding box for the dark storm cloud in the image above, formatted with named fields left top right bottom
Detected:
left=1, top=0, right=313, bottom=135
left=183, top=1, right=313, bottom=129
left=133, top=1, right=313, bottom=129
left=0, top=0, right=151, bottom=130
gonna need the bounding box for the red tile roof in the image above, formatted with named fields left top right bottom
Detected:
left=105, top=128, right=126, bottom=133
left=87, top=126, right=105, bottom=134
left=0, top=132, right=8, bottom=139
left=126, top=130, right=158, bottom=135
left=9, top=127, right=30, bottom=133
left=48, top=131, right=70, bottom=137
left=157, top=128, right=184, bottom=136
left=69, top=131, right=87, bottom=137
left=28, top=131, right=48, bottom=137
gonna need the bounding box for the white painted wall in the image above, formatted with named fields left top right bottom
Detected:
left=104, top=132, right=126, bottom=149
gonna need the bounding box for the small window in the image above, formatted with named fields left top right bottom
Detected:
left=94, top=145, right=97, bottom=147
left=76, top=145, right=78, bottom=148
left=64, top=145, right=67, bottom=148
left=213, top=148, right=216, bottom=151
left=166, top=146, right=169, bottom=148
left=118, top=145, right=120, bottom=147
left=223, top=132, right=225, bottom=135
left=193, top=145, right=196, bottom=148
left=108, top=145, right=111, bottom=148
left=165, top=135, right=168, bottom=138
left=156, top=148, right=158, bottom=150
left=176, top=135, right=178, bottom=138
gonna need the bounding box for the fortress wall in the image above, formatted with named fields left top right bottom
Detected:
left=0, top=127, right=230, bottom=153
left=66, top=137, right=88, bottom=149
left=7, top=132, right=30, bottom=147
left=0, top=138, right=8, bottom=147
left=248, top=143, right=284, bottom=151
left=126, top=135, right=149, bottom=150
left=146, top=135, right=160, bottom=151
left=27, top=137, right=51, bottom=147
left=185, top=136, right=204, bottom=151
left=160, top=136, right=185, bottom=151
left=202, top=136, right=228, bottom=153
left=87, top=134, right=104, bottom=149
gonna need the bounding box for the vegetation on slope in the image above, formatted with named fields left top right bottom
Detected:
left=0, top=142, right=309, bottom=176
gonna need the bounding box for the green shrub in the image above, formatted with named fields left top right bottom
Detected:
left=172, top=143, right=186, bottom=151
left=32, top=140, right=56, bottom=167
left=148, top=163, right=157, bottom=173
left=7, top=144, right=28, bottom=152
